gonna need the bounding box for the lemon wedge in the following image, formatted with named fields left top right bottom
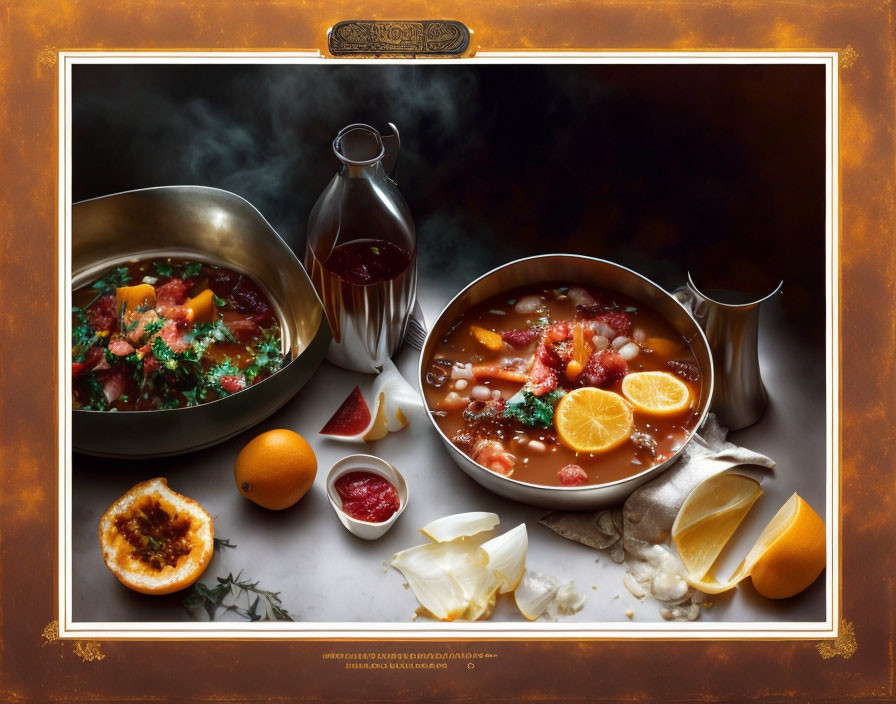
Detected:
left=672, top=473, right=763, bottom=582
left=674, top=485, right=826, bottom=599
left=621, top=371, right=691, bottom=416
left=554, top=387, right=633, bottom=453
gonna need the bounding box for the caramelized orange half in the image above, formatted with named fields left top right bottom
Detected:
left=99, top=478, right=214, bottom=595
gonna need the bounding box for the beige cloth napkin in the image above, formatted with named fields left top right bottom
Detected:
left=541, top=414, right=775, bottom=620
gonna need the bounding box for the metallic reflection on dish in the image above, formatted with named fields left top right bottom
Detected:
left=418, top=254, right=714, bottom=510
left=72, top=186, right=330, bottom=458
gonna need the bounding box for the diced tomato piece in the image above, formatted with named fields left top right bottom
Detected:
left=220, top=375, right=247, bottom=394
left=558, top=464, right=588, bottom=486
left=108, top=338, right=135, bottom=356
left=537, top=341, right=562, bottom=369
left=528, top=358, right=558, bottom=396
left=156, top=279, right=190, bottom=307
left=126, top=310, right=160, bottom=345
left=230, top=286, right=272, bottom=322
left=227, top=317, right=261, bottom=343
left=168, top=306, right=191, bottom=330
left=580, top=349, right=628, bottom=387
left=86, top=294, right=117, bottom=333
left=473, top=440, right=516, bottom=477
left=502, top=329, right=538, bottom=348
left=547, top=322, right=571, bottom=342
left=159, top=320, right=190, bottom=353
left=527, top=332, right=564, bottom=396
left=73, top=347, right=105, bottom=378
left=98, top=366, right=128, bottom=404
left=595, top=311, right=632, bottom=337
left=143, top=354, right=160, bottom=375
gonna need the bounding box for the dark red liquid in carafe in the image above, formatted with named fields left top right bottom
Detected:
left=323, top=239, right=411, bottom=285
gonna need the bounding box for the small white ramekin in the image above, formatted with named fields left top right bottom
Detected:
left=326, top=454, right=408, bottom=540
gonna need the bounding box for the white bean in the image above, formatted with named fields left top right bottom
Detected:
left=440, top=391, right=468, bottom=411
left=596, top=321, right=615, bottom=338
left=514, top=294, right=542, bottom=315
left=633, top=328, right=646, bottom=342
left=454, top=379, right=468, bottom=390
left=593, top=335, right=609, bottom=351
left=528, top=440, right=547, bottom=452
left=567, top=286, right=595, bottom=307
left=491, top=389, right=502, bottom=400
left=619, top=342, right=640, bottom=361
left=451, top=363, right=474, bottom=380
left=471, top=385, right=492, bottom=401
left=612, top=336, right=630, bottom=350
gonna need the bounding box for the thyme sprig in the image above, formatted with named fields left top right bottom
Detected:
left=183, top=571, right=294, bottom=622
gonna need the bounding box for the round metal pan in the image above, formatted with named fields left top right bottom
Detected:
left=418, top=254, right=714, bottom=510
left=72, top=186, right=330, bottom=458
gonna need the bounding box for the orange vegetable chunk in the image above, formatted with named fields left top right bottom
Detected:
left=185, top=288, right=216, bottom=323
left=565, top=323, right=592, bottom=381
left=115, top=284, right=156, bottom=314
left=470, top=325, right=504, bottom=351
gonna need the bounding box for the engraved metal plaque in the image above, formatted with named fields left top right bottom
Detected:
left=328, top=20, right=471, bottom=57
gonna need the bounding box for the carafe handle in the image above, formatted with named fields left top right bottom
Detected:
left=381, top=122, right=401, bottom=178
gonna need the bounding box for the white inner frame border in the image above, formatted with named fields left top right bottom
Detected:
left=57, top=50, right=839, bottom=641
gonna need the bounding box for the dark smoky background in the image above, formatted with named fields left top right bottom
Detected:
left=73, top=63, right=826, bottom=336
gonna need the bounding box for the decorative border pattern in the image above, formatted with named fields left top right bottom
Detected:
left=328, top=20, right=470, bottom=56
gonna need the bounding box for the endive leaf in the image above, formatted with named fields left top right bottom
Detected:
left=477, top=524, right=528, bottom=593
left=420, top=512, right=500, bottom=543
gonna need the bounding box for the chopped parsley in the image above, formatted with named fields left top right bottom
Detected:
left=90, top=267, right=131, bottom=293
left=243, top=329, right=282, bottom=381
left=153, top=261, right=173, bottom=277
left=182, top=386, right=208, bottom=407
left=193, top=319, right=236, bottom=343
left=213, top=294, right=227, bottom=308
left=83, top=375, right=108, bottom=411
left=503, top=389, right=565, bottom=428
left=182, top=261, right=203, bottom=279
left=151, top=336, right=188, bottom=371
left=144, top=319, right=165, bottom=336
left=206, top=359, right=242, bottom=394
left=71, top=308, right=98, bottom=361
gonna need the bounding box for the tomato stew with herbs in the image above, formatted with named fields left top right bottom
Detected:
left=72, top=258, right=284, bottom=411
left=423, top=284, right=703, bottom=487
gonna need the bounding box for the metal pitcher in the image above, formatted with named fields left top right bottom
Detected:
left=682, top=273, right=783, bottom=431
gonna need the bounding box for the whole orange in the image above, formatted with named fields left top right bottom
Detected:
left=234, top=429, right=317, bottom=510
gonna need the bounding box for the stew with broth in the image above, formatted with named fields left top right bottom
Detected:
left=423, top=284, right=703, bottom=487
left=72, top=258, right=284, bottom=411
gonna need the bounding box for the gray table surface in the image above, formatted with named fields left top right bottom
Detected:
left=71, top=285, right=827, bottom=625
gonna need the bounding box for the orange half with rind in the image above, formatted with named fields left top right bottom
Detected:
left=99, top=478, right=214, bottom=595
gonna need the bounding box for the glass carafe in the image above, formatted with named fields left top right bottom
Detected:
left=304, top=123, right=417, bottom=373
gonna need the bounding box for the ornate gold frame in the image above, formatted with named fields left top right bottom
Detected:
left=1, top=1, right=893, bottom=700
